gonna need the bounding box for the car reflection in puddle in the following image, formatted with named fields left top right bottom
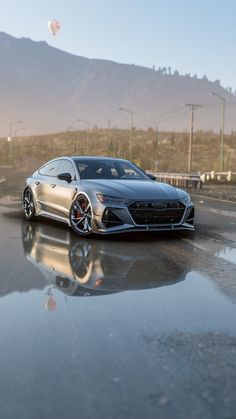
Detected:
left=21, top=220, right=189, bottom=299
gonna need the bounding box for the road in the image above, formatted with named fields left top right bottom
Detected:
left=0, top=182, right=236, bottom=419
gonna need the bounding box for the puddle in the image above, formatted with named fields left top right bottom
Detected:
left=221, top=231, right=236, bottom=242
left=0, top=195, right=21, bottom=207
left=217, top=246, right=236, bottom=265
left=0, top=195, right=21, bottom=205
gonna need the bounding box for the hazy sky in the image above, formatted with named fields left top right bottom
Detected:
left=1, top=0, right=236, bottom=89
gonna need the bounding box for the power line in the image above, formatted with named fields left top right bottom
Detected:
left=200, top=102, right=236, bottom=108
left=157, top=108, right=189, bottom=124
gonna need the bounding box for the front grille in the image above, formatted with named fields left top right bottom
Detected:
left=128, top=200, right=185, bottom=225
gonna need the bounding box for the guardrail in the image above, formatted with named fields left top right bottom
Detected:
left=147, top=171, right=202, bottom=189
left=200, top=171, right=236, bottom=182
left=0, top=177, right=6, bottom=185
left=147, top=170, right=236, bottom=189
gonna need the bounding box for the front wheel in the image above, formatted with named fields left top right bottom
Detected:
left=69, top=194, right=93, bottom=236
left=22, top=188, right=35, bottom=220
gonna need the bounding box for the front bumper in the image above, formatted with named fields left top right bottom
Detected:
left=92, top=201, right=195, bottom=235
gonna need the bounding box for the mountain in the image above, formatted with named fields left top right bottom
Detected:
left=0, top=32, right=235, bottom=135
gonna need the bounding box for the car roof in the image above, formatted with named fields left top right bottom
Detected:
left=70, top=156, right=130, bottom=162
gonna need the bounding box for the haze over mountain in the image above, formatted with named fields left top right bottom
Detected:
left=0, top=32, right=235, bottom=136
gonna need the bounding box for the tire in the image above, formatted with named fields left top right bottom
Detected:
left=22, top=187, right=36, bottom=220
left=69, top=194, right=93, bottom=236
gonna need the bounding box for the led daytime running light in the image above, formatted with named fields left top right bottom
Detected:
left=96, top=193, right=127, bottom=204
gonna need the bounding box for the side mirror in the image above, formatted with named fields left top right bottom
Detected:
left=147, top=173, right=156, bottom=181
left=57, top=172, right=72, bottom=183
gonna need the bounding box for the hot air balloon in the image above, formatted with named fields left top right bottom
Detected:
left=48, top=19, right=61, bottom=38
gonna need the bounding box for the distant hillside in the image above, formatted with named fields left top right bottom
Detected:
left=0, top=32, right=236, bottom=135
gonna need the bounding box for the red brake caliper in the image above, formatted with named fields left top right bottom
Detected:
left=75, top=200, right=87, bottom=219
left=75, top=210, right=82, bottom=219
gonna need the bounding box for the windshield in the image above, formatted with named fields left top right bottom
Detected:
left=74, top=159, right=149, bottom=180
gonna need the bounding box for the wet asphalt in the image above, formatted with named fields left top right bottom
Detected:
left=0, top=184, right=236, bottom=419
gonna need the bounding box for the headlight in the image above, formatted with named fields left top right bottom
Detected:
left=96, top=193, right=127, bottom=204
left=181, top=194, right=191, bottom=205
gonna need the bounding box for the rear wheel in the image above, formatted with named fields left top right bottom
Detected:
left=23, top=188, right=35, bottom=220
left=69, top=194, right=93, bottom=236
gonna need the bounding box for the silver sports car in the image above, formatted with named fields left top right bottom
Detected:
left=22, top=156, right=194, bottom=236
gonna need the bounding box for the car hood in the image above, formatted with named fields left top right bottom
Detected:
left=80, top=179, right=182, bottom=200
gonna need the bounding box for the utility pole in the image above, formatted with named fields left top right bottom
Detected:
left=209, top=92, right=225, bottom=171
left=185, top=104, right=202, bottom=172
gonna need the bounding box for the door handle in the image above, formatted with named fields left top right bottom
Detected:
left=51, top=184, right=56, bottom=188
left=35, top=181, right=40, bottom=185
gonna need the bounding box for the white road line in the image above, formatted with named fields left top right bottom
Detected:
left=192, top=193, right=236, bottom=205
left=197, top=206, right=236, bottom=218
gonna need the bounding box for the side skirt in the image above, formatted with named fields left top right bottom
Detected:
left=38, top=210, right=70, bottom=225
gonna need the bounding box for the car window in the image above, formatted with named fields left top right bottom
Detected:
left=78, top=161, right=119, bottom=179
left=39, top=160, right=61, bottom=177
left=78, top=163, right=96, bottom=179
left=75, top=159, right=148, bottom=180
left=77, top=162, right=89, bottom=178
left=118, top=163, right=144, bottom=178
left=58, top=160, right=76, bottom=179
left=95, top=164, right=119, bottom=178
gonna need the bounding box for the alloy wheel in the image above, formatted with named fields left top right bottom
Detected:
left=70, top=194, right=93, bottom=236
left=23, top=188, right=35, bottom=220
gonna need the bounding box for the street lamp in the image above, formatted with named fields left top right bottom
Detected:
left=210, top=92, right=225, bottom=171
left=15, top=127, right=25, bottom=138
left=77, top=119, right=90, bottom=155
left=119, top=107, right=133, bottom=161
left=9, top=120, right=22, bottom=140
left=12, top=127, right=25, bottom=166
left=77, top=119, right=90, bottom=129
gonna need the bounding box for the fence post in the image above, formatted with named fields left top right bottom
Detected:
left=227, top=171, right=232, bottom=181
